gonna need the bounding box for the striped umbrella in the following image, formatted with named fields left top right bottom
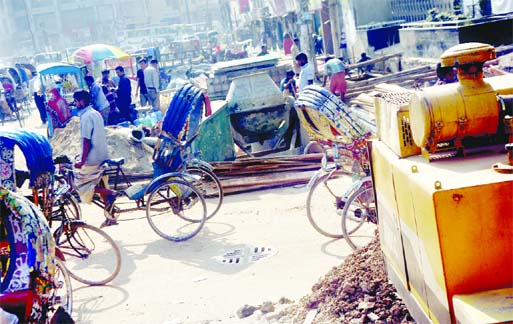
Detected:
left=71, top=44, right=130, bottom=63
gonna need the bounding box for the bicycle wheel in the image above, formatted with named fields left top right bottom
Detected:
left=306, top=171, right=352, bottom=238
left=13, top=108, right=23, bottom=128
left=49, top=258, right=73, bottom=318
left=146, top=179, right=207, bottom=242
left=57, top=222, right=121, bottom=285
left=185, top=167, right=223, bottom=220
left=52, top=193, right=81, bottom=222
left=341, top=185, right=377, bottom=250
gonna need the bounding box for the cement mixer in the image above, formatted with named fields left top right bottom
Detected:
left=192, top=73, right=308, bottom=161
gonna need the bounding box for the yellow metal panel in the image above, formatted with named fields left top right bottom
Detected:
left=372, top=140, right=513, bottom=323
left=453, top=287, right=513, bottom=324
left=371, top=141, right=408, bottom=287
left=434, top=182, right=513, bottom=296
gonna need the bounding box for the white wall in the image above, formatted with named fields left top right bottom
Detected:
left=492, top=0, right=513, bottom=14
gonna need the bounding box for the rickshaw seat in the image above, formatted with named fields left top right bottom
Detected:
left=0, top=289, right=35, bottom=321
left=104, top=158, right=125, bottom=166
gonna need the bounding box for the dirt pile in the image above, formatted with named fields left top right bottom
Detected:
left=50, top=117, right=155, bottom=174
left=280, top=234, right=415, bottom=324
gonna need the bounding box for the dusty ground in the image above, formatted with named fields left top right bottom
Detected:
left=8, top=105, right=413, bottom=324
left=74, top=185, right=353, bottom=324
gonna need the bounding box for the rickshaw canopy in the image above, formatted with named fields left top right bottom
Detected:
left=36, top=62, right=82, bottom=77
left=36, top=62, right=85, bottom=93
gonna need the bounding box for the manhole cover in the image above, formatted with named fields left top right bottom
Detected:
left=214, top=245, right=278, bottom=265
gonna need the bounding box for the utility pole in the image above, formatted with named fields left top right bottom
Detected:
left=22, top=0, right=38, bottom=53
left=328, top=0, right=341, bottom=58
left=183, top=0, right=191, bottom=24
left=295, top=0, right=317, bottom=74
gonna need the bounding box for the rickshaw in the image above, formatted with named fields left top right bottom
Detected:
left=55, top=83, right=223, bottom=242
left=36, top=63, right=85, bottom=138
left=0, top=130, right=72, bottom=322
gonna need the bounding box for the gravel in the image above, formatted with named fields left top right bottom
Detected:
left=279, top=234, right=415, bottom=323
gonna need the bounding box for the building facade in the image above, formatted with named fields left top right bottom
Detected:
left=0, top=0, right=225, bottom=57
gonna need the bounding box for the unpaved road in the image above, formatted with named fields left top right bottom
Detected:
left=74, top=185, right=354, bottom=324
left=10, top=108, right=356, bottom=324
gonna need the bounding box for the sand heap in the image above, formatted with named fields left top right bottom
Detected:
left=51, top=117, right=154, bottom=174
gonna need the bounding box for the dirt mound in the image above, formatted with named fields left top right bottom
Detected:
left=280, top=234, right=415, bottom=323
left=50, top=117, right=154, bottom=174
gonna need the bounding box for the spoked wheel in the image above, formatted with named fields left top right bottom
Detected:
left=306, top=171, right=352, bottom=238
left=341, top=185, right=377, bottom=250
left=52, top=194, right=81, bottom=222
left=184, top=167, right=223, bottom=220
left=10, top=103, right=23, bottom=128
left=57, top=222, right=121, bottom=285
left=146, top=179, right=207, bottom=242
left=48, top=258, right=73, bottom=318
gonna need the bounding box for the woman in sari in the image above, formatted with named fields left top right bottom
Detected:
left=46, top=88, right=72, bottom=129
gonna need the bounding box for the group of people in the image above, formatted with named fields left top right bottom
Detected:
left=84, top=66, right=132, bottom=126
left=135, top=58, right=161, bottom=111
left=280, top=51, right=349, bottom=101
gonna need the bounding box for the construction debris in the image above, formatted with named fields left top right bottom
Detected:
left=279, top=234, right=415, bottom=323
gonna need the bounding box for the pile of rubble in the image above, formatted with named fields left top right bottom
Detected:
left=50, top=117, right=155, bottom=174
left=226, top=234, right=414, bottom=324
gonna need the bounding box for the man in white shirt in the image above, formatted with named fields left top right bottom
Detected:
left=72, top=90, right=118, bottom=227
left=144, top=59, right=160, bottom=111
left=295, top=52, right=314, bottom=91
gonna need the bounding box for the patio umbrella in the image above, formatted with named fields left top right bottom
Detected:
left=71, top=44, right=130, bottom=63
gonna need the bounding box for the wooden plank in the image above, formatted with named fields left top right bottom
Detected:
left=347, top=53, right=403, bottom=71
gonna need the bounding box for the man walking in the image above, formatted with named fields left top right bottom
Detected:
left=84, top=76, right=110, bottom=125
left=144, top=59, right=160, bottom=111
left=114, top=66, right=132, bottom=122
left=135, top=59, right=149, bottom=107
left=72, top=90, right=118, bottom=227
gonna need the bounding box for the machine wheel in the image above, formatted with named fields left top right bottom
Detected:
left=306, top=172, right=351, bottom=238
left=185, top=166, right=223, bottom=220
left=58, top=222, right=121, bottom=286
left=341, top=185, right=377, bottom=250
left=146, top=179, right=207, bottom=242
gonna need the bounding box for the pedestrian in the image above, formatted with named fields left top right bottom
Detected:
left=290, top=38, right=301, bottom=76
left=314, top=35, right=323, bottom=55
left=322, top=56, right=348, bottom=101
left=114, top=66, right=132, bottom=122
left=31, top=73, right=46, bottom=124
left=144, top=59, right=160, bottom=111
left=100, top=69, right=117, bottom=115
left=84, top=75, right=110, bottom=126
left=357, top=52, right=373, bottom=75
left=295, top=52, right=315, bottom=92
left=283, top=33, right=293, bottom=55
left=72, top=90, right=118, bottom=227
left=435, top=63, right=457, bottom=85
left=280, top=70, right=297, bottom=98
left=257, top=45, right=269, bottom=56
left=150, top=59, right=163, bottom=108
left=135, top=59, right=149, bottom=107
